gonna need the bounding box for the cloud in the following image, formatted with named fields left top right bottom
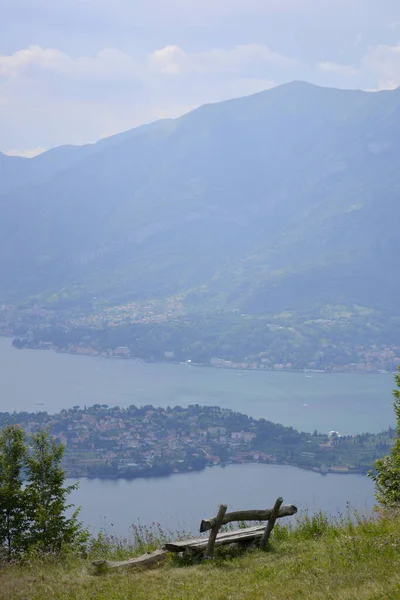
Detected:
left=1, top=43, right=287, bottom=90
left=3, top=3, right=400, bottom=155
left=318, top=62, right=358, bottom=77
left=318, top=42, right=400, bottom=90
left=0, top=43, right=283, bottom=151
left=4, top=147, right=45, bottom=158
left=361, top=42, right=400, bottom=89
left=0, top=47, right=70, bottom=78
left=149, top=44, right=296, bottom=75
left=0, top=45, right=140, bottom=83
left=150, top=46, right=186, bottom=75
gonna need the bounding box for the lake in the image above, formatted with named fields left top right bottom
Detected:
left=69, top=464, right=375, bottom=536
left=0, top=337, right=394, bottom=434
left=0, top=336, right=389, bottom=534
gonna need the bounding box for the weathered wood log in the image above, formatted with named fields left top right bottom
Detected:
left=199, top=505, right=297, bottom=532
left=204, top=504, right=227, bottom=559
left=260, top=497, right=283, bottom=549
left=164, top=525, right=265, bottom=553
left=92, top=549, right=167, bottom=573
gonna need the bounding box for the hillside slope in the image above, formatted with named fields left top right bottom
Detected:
left=2, top=512, right=400, bottom=600
left=1, top=82, right=400, bottom=315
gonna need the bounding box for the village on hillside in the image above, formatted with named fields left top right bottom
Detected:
left=0, top=404, right=394, bottom=479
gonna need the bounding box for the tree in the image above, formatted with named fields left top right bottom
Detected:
left=369, top=367, right=400, bottom=507
left=24, top=430, right=84, bottom=553
left=0, top=426, right=27, bottom=557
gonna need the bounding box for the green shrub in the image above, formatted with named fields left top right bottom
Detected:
left=0, top=426, right=86, bottom=559
left=369, top=367, right=400, bottom=507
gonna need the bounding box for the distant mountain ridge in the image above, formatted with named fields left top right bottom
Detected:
left=1, top=81, right=400, bottom=318
left=0, top=119, right=171, bottom=194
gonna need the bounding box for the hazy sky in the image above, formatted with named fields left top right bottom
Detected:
left=2, top=0, right=400, bottom=156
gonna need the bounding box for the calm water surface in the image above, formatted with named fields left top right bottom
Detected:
left=69, top=464, right=375, bottom=535
left=0, top=337, right=394, bottom=434
left=0, top=337, right=386, bottom=533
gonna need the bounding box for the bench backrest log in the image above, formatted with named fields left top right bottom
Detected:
left=200, top=498, right=297, bottom=558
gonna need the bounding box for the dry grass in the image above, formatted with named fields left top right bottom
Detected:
left=2, top=512, right=400, bottom=600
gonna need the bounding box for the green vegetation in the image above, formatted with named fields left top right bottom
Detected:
left=0, top=426, right=26, bottom=556
left=370, top=367, right=400, bottom=506
left=0, top=427, right=85, bottom=558
left=2, top=510, right=400, bottom=600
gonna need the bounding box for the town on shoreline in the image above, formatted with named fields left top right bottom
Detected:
left=2, top=301, right=400, bottom=374
left=1, top=404, right=394, bottom=480
left=9, top=338, right=399, bottom=376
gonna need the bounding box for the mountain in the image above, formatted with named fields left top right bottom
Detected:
left=1, top=81, right=400, bottom=318
left=0, top=119, right=170, bottom=194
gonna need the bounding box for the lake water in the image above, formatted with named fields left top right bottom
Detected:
left=0, top=337, right=394, bottom=434
left=0, top=336, right=389, bottom=533
left=69, top=464, right=375, bottom=536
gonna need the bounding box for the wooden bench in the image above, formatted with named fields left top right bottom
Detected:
left=92, top=497, right=297, bottom=573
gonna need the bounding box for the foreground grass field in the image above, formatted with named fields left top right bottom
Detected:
left=2, top=512, right=400, bottom=600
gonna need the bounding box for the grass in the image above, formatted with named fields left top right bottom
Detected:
left=2, top=511, right=400, bottom=600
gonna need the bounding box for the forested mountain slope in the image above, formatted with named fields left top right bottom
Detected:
left=1, top=81, right=400, bottom=316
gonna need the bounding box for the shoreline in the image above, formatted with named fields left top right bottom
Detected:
left=1, top=367, right=391, bottom=478
left=9, top=337, right=396, bottom=376
left=64, top=459, right=370, bottom=482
